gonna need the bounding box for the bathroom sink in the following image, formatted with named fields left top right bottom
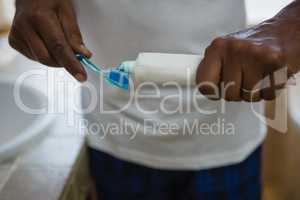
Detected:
left=0, top=75, right=55, bottom=163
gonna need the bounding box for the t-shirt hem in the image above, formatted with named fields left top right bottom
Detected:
left=87, top=132, right=266, bottom=170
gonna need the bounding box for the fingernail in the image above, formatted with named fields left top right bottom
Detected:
left=75, top=73, right=86, bottom=82
left=80, top=45, right=93, bottom=58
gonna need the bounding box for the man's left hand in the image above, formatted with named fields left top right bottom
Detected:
left=196, top=15, right=300, bottom=102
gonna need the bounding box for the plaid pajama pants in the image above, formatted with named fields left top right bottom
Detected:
left=89, top=147, right=262, bottom=200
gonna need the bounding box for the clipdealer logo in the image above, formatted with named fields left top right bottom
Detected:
left=12, top=67, right=290, bottom=134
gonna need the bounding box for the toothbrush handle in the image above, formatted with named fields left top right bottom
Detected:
left=76, top=54, right=103, bottom=75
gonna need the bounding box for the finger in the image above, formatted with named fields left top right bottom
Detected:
left=59, top=3, right=92, bottom=58
left=9, top=33, right=34, bottom=60
left=261, top=67, right=291, bottom=100
left=222, top=55, right=242, bottom=101
left=241, top=65, right=263, bottom=102
left=9, top=24, right=35, bottom=60
left=258, top=47, right=287, bottom=100
left=24, top=27, right=59, bottom=67
left=261, top=46, right=285, bottom=73
left=34, top=14, right=87, bottom=82
left=261, top=73, right=285, bottom=101
left=196, top=41, right=223, bottom=99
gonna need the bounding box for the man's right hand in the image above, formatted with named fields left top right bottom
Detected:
left=9, top=0, right=92, bottom=82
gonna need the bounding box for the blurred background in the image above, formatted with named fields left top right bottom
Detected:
left=0, top=0, right=296, bottom=31
left=246, top=0, right=294, bottom=24
left=0, top=1, right=299, bottom=200
left=0, top=0, right=13, bottom=33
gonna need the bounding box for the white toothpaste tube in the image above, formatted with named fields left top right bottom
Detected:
left=119, top=53, right=202, bottom=87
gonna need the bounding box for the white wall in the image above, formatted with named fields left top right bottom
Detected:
left=245, top=0, right=294, bottom=24
left=0, top=0, right=297, bottom=28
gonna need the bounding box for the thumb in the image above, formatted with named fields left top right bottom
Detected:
left=59, top=3, right=92, bottom=58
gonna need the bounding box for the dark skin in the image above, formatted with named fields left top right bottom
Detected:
left=9, top=0, right=92, bottom=82
left=196, top=1, right=300, bottom=102
left=9, top=0, right=300, bottom=101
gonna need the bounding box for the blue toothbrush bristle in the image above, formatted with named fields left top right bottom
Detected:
left=107, top=70, right=129, bottom=90
left=76, top=54, right=130, bottom=91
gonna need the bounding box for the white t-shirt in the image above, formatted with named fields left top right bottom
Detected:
left=75, top=0, right=267, bottom=170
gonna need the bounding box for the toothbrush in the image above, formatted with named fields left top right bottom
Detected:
left=76, top=54, right=130, bottom=91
